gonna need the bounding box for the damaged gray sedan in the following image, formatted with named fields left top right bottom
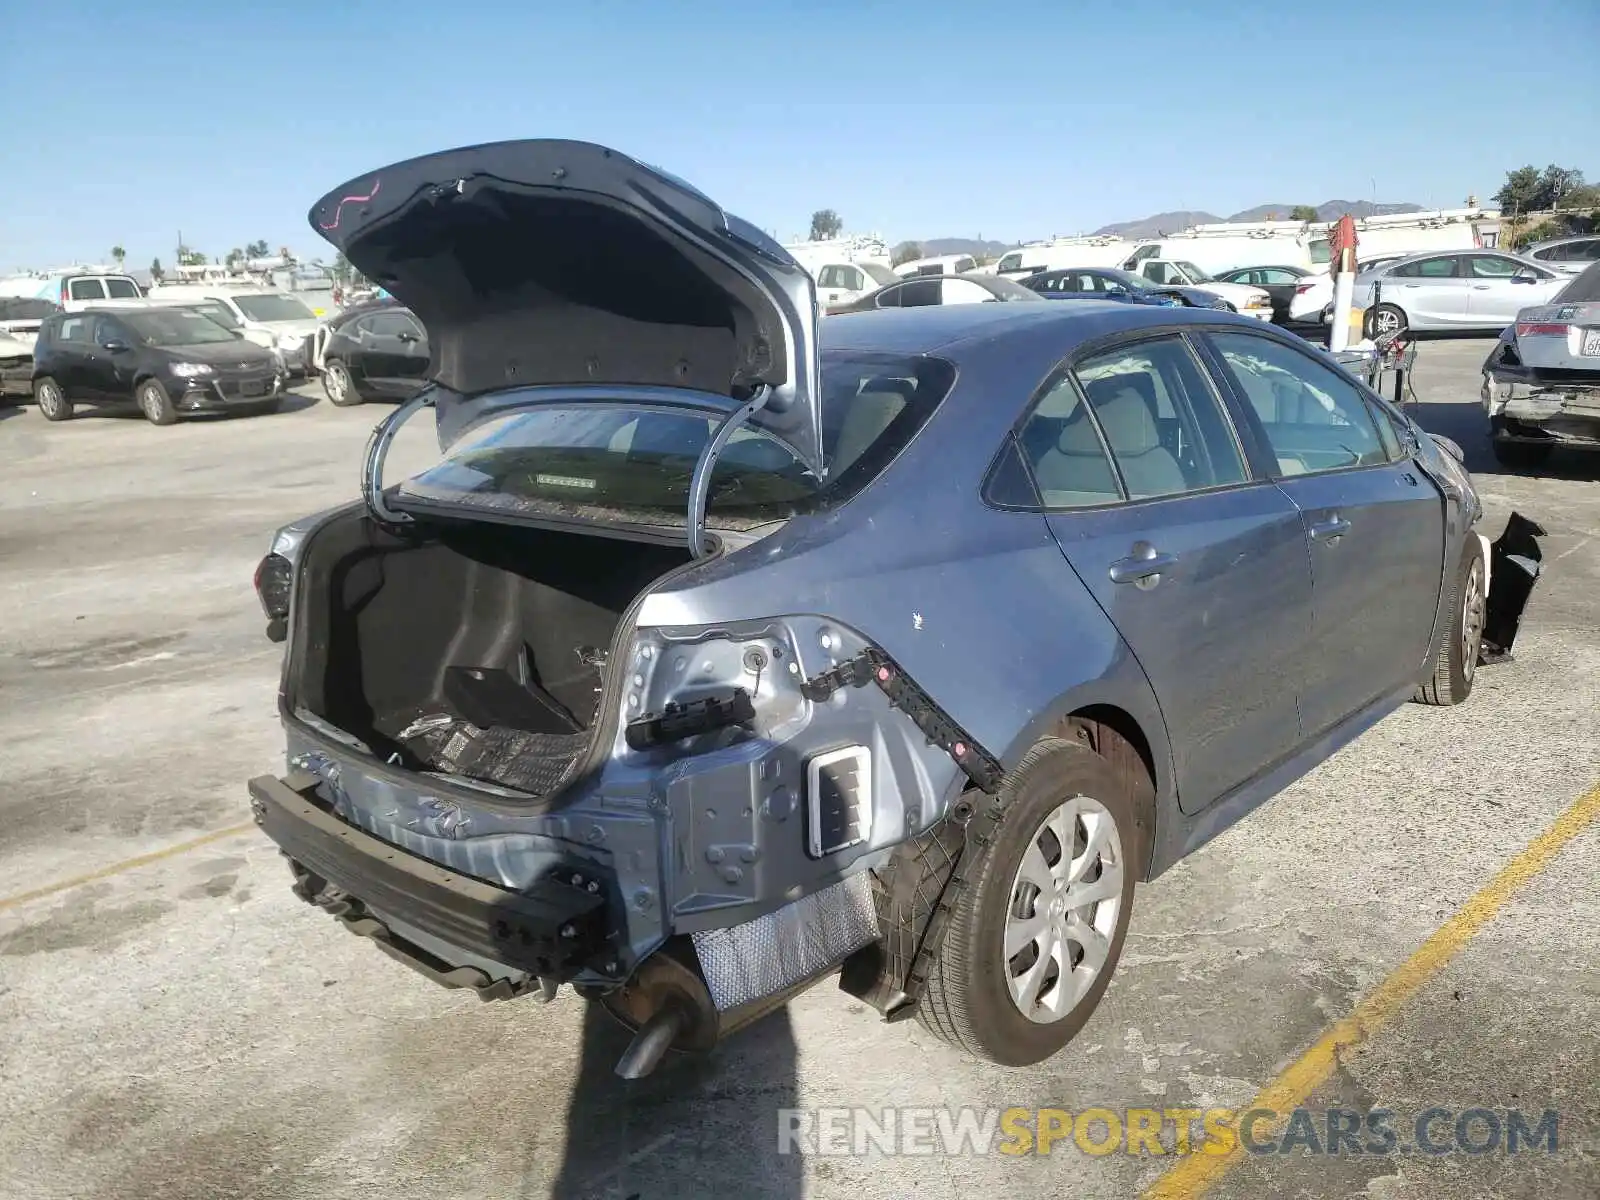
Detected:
left=248, top=139, right=1517, bottom=1077
left=1482, top=259, right=1600, bottom=468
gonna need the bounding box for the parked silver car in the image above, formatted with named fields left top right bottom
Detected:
left=245, top=140, right=1527, bottom=1078
left=1354, top=250, right=1567, bottom=335
left=1521, top=234, right=1600, bottom=276
left=1482, top=260, right=1600, bottom=466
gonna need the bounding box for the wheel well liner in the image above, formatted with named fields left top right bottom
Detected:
left=1059, top=705, right=1158, bottom=880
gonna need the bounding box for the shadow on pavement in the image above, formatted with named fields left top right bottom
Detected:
left=548, top=1002, right=803, bottom=1200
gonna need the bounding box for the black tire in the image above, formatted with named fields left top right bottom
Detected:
left=917, top=737, right=1138, bottom=1066
left=136, top=378, right=178, bottom=425
left=33, top=377, right=73, bottom=421
left=1491, top=439, right=1551, bottom=470
left=1414, top=534, right=1487, bottom=707
left=1364, top=302, right=1408, bottom=338
left=322, top=358, right=363, bottom=406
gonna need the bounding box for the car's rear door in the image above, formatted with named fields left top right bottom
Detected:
left=1199, top=329, right=1444, bottom=737
left=1017, top=331, right=1313, bottom=813
left=350, top=311, right=412, bottom=395
left=52, top=314, right=100, bottom=399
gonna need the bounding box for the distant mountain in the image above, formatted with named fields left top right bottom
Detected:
left=1091, top=211, right=1224, bottom=239
left=1091, top=200, right=1424, bottom=240
left=1227, top=200, right=1425, bottom=223
left=894, top=200, right=1429, bottom=262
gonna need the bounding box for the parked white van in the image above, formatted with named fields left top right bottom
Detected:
left=893, top=253, right=978, bottom=278
left=142, top=286, right=322, bottom=373
left=0, top=269, right=144, bottom=311
left=992, top=237, right=1133, bottom=278
left=813, top=260, right=897, bottom=307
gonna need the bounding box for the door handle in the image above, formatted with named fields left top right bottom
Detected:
left=1309, top=515, right=1351, bottom=542
left=1472, top=284, right=1491, bottom=290
left=1109, top=548, right=1178, bottom=586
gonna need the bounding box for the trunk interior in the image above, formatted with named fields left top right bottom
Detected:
left=293, top=512, right=694, bottom=797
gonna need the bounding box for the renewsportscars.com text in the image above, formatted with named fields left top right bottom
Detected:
left=777, top=1106, right=1560, bottom=1158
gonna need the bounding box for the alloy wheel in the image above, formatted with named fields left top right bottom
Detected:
left=1002, top=794, right=1125, bottom=1024
left=36, top=381, right=64, bottom=418
left=1461, top=556, right=1486, bottom=682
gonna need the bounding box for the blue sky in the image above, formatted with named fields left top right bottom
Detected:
left=3, top=0, right=1596, bottom=272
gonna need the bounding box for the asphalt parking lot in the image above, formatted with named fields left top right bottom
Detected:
left=1, top=338, right=1596, bottom=1200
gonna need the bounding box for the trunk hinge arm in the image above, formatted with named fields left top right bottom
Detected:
left=686, top=384, right=771, bottom=559
left=361, top=389, right=433, bottom=525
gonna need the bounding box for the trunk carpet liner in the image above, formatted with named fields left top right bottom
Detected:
left=385, top=710, right=590, bottom=795
left=376, top=658, right=601, bottom=795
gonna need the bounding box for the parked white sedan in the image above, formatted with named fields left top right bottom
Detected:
left=1352, top=250, right=1567, bottom=335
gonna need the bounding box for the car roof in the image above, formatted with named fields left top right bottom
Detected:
left=819, top=300, right=1253, bottom=359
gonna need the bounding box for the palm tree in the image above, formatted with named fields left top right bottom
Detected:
left=110, top=245, right=126, bottom=270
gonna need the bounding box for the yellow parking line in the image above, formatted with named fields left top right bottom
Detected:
left=1144, top=781, right=1600, bottom=1199
left=0, top=823, right=257, bottom=914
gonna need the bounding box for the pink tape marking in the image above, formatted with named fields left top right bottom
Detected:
left=317, top=178, right=382, bottom=231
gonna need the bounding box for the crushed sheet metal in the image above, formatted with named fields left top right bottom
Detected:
left=692, top=872, right=878, bottom=1010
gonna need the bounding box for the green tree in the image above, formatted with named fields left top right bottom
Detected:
left=225, top=248, right=244, bottom=270
left=149, top=257, right=165, bottom=282
left=245, top=239, right=271, bottom=259
left=1289, top=205, right=1319, bottom=222
left=110, top=245, right=126, bottom=269
left=1495, top=164, right=1589, bottom=215
left=809, top=209, right=842, bottom=240
left=891, top=242, right=922, bottom=267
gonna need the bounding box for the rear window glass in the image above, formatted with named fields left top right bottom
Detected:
left=104, top=278, right=140, bottom=298
left=394, top=352, right=957, bottom=527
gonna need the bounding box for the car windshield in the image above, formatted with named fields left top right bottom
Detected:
left=191, top=301, right=241, bottom=330
left=1553, top=260, right=1600, bottom=303
left=123, top=309, right=240, bottom=346
left=1177, top=261, right=1213, bottom=282
left=233, top=294, right=314, bottom=322
left=394, top=352, right=958, bottom=527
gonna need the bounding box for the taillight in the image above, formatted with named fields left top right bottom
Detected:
left=59, top=282, right=69, bottom=306
left=1294, top=283, right=1316, bottom=295
left=254, top=552, right=292, bottom=642
left=1515, top=322, right=1570, bottom=337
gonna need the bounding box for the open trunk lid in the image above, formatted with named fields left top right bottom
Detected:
left=306, top=139, right=823, bottom=479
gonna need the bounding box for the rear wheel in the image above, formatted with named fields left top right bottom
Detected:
left=1415, top=535, right=1486, bottom=706
left=34, top=377, right=72, bottom=421
left=137, top=378, right=178, bottom=425
left=917, top=737, right=1137, bottom=1065
left=323, top=359, right=362, bottom=406
left=1491, top=439, right=1552, bottom=470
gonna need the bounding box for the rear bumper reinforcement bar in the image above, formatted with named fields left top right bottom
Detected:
left=248, top=771, right=612, bottom=984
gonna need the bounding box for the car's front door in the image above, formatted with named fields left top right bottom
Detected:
left=1464, top=254, right=1555, bottom=327
left=1018, top=332, right=1313, bottom=813
left=351, top=311, right=415, bottom=395
left=1202, top=329, right=1445, bottom=736
left=92, top=316, right=141, bottom=399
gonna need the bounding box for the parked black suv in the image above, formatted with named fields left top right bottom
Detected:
left=31, top=306, right=287, bottom=424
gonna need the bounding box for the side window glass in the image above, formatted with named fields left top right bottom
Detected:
left=1209, top=332, right=1388, bottom=475
left=843, top=267, right=863, bottom=291
left=1366, top=398, right=1404, bottom=461
left=1016, top=374, right=1122, bottom=509
left=1468, top=255, right=1520, bottom=279
left=817, top=266, right=844, bottom=289
left=104, top=278, right=140, bottom=298
left=940, top=278, right=993, bottom=305
left=873, top=285, right=902, bottom=309
left=58, top=316, right=90, bottom=342
left=68, top=279, right=105, bottom=300
left=1072, top=337, right=1249, bottom=500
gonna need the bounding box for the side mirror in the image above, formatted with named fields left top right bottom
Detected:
left=398, top=331, right=419, bottom=343
left=1512, top=268, right=1539, bottom=283
left=1430, top=433, right=1466, bottom=463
